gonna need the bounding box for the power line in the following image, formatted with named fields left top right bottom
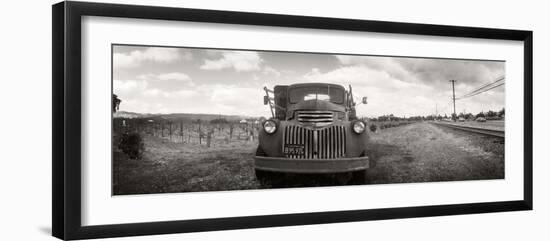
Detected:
left=468, top=76, right=504, bottom=94
left=458, top=81, right=504, bottom=100
left=456, top=76, right=505, bottom=100
left=457, top=77, right=504, bottom=99
left=460, top=82, right=504, bottom=99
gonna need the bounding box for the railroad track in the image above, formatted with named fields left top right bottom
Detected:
left=432, top=122, right=505, bottom=138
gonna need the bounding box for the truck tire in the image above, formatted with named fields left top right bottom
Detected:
left=350, top=170, right=367, bottom=184
left=255, top=169, right=268, bottom=179
left=254, top=147, right=274, bottom=185
left=255, top=169, right=275, bottom=185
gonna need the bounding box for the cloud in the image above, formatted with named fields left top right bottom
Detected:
left=137, top=72, right=194, bottom=87
left=113, top=47, right=191, bottom=69
left=396, top=58, right=503, bottom=86
left=113, top=79, right=148, bottom=94
left=156, top=72, right=192, bottom=82
left=118, top=82, right=269, bottom=116
left=114, top=82, right=204, bottom=114
left=336, top=55, right=411, bottom=81
left=301, top=66, right=436, bottom=117
left=113, top=79, right=150, bottom=108
left=262, top=66, right=281, bottom=77
left=114, top=71, right=197, bottom=114
left=113, top=46, right=504, bottom=117
left=200, top=51, right=262, bottom=72
left=336, top=55, right=505, bottom=89
left=303, top=65, right=424, bottom=91
left=207, top=85, right=268, bottom=116
left=333, top=55, right=505, bottom=116
left=143, top=88, right=199, bottom=99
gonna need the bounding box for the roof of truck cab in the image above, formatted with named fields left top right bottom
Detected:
left=286, top=83, right=345, bottom=89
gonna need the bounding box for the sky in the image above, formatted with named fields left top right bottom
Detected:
left=113, top=45, right=505, bottom=118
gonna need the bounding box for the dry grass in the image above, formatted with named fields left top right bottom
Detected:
left=365, top=122, right=504, bottom=184
left=113, top=135, right=261, bottom=195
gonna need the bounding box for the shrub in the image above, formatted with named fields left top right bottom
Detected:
left=369, top=124, right=378, bottom=132
left=118, top=132, right=144, bottom=159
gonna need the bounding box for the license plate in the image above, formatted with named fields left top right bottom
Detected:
left=284, top=144, right=305, bottom=155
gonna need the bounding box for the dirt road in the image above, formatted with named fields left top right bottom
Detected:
left=113, top=122, right=504, bottom=195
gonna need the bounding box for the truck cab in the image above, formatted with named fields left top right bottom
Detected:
left=255, top=83, right=370, bottom=183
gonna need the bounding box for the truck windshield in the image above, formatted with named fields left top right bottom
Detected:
left=288, top=86, right=344, bottom=104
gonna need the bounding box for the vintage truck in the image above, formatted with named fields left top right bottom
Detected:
left=254, top=83, right=369, bottom=183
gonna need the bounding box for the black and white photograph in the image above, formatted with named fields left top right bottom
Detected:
left=0, top=0, right=544, bottom=240
left=112, top=44, right=505, bottom=195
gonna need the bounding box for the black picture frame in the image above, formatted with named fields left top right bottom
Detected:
left=52, top=1, right=533, bottom=240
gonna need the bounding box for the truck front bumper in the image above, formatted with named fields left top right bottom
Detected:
left=254, top=156, right=369, bottom=174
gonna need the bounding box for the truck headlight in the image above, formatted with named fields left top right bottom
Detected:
left=352, top=121, right=366, bottom=134
left=263, top=120, right=277, bottom=134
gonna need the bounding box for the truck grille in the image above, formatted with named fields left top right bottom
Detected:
left=283, top=125, right=346, bottom=159
left=297, top=111, right=334, bottom=127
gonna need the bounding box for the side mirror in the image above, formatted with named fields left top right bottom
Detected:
left=263, top=95, right=269, bottom=105
left=361, top=97, right=368, bottom=104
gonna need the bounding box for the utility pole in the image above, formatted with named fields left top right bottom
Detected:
left=450, top=80, right=457, bottom=122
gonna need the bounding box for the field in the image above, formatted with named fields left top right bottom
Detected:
left=112, top=121, right=504, bottom=195
left=365, top=122, right=504, bottom=184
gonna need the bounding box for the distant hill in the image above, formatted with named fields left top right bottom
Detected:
left=113, top=111, right=258, bottom=123
left=113, top=111, right=144, bottom=119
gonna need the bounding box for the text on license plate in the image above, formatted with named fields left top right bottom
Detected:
left=284, top=144, right=305, bottom=155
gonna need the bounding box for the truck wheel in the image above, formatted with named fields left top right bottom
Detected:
left=334, top=173, right=353, bottom=185
left=350, top=170, right=367, bottom=184
left=255, top=169, right=274, bottom=184
left=255, top=169, right=267, bottom=179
